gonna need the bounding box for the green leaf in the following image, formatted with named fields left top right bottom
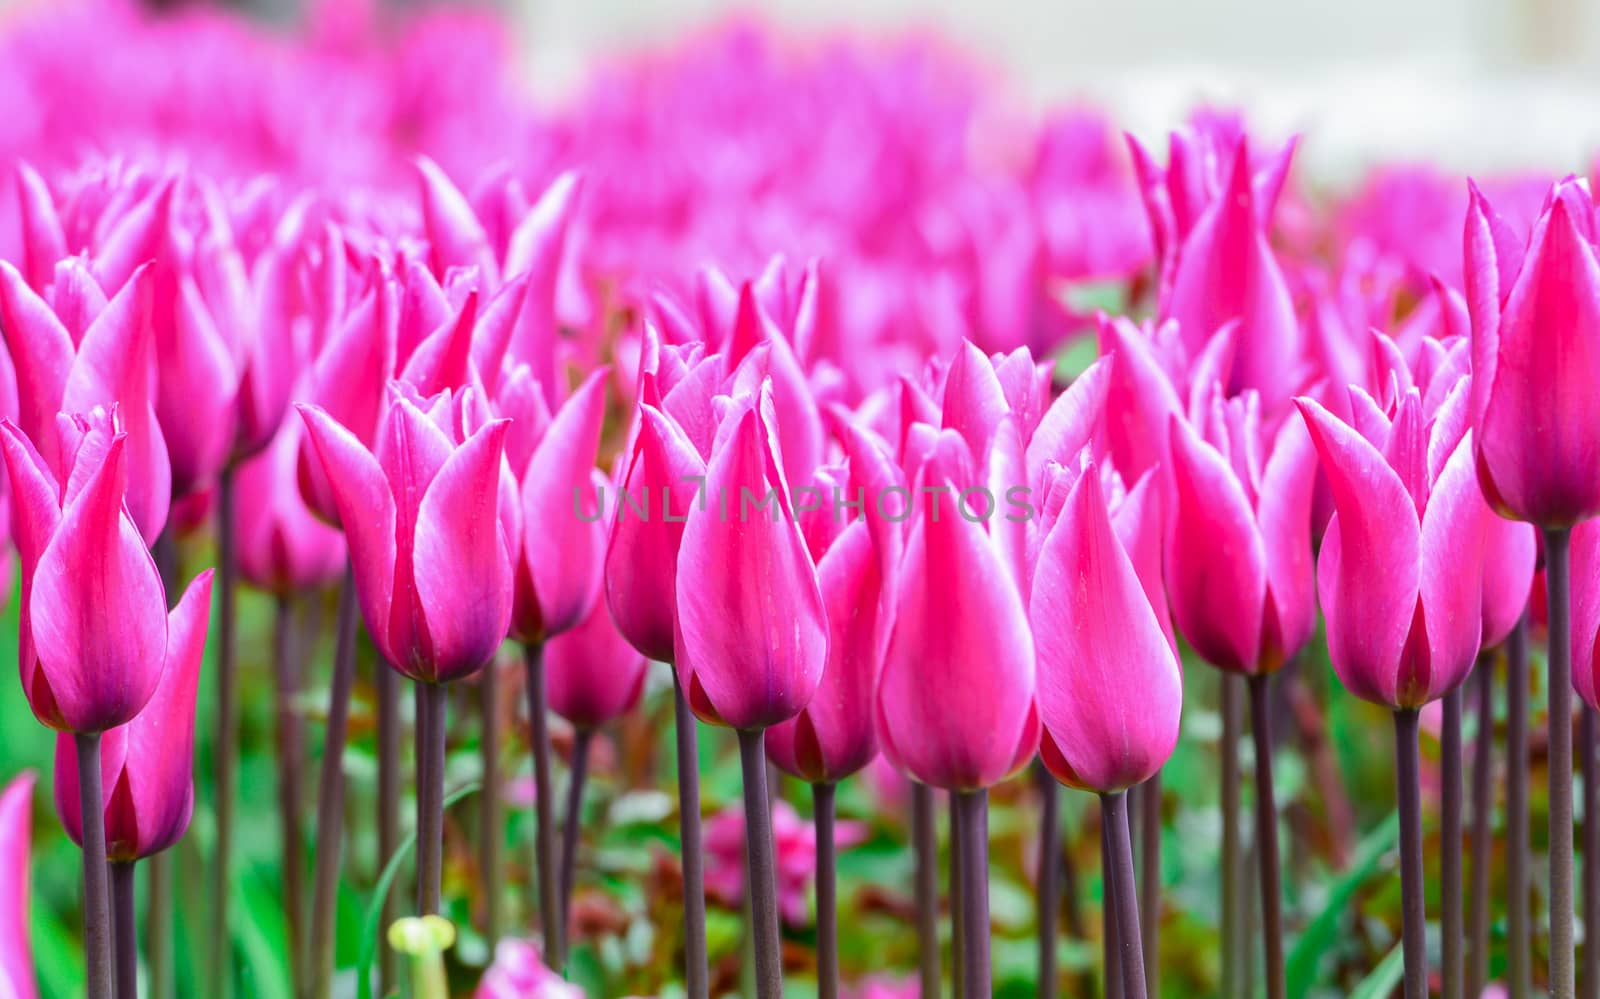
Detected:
left=1286, top=813, right=1400, bottom=996
left=1347, top=943, right=1405, bottom=999
left=234, top=862, right=294, bottom=999
left=355, top=781, right=481, bottom=999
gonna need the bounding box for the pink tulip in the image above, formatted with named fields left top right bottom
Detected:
left=297, top=266, right=398, bottom=525
left=766, top=519, right=883, bottom=784
left=298, top=385, right=515, bottom=683
left=545, top=596, right=647, bottom=731
left=0, top=260, right=170, bottom=542
left=1031, top=460, right=1181, bottom=792
left=54, top=572, right=214, bottom=859
left=1298, top=387, right=1521, bottom=707
left=1465, top=177, right=1600, bottom=527
left=1, top=415, right=169, bottom=734
left=506, top=369, right=610, bottom=643
left=604, top=400, right=706, bottom=663
left=233, top=413, right=347, bottom=595
left=1164, top=390, right=1317, bottom=674
left=674, top=386, right=827, bottom=730
left=1134, top=131, right=1303, bottom=409
left=877, top=427, right=1037, bottom=790
left=1565, top=521, right=1600, bottom=710
left=0, top=773, right=36, bottom=999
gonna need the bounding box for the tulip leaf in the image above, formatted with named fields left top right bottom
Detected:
left=1286, top=812, right=1400, bottom=996
left=1347, top=942, right=1405, bottom=999
left=355, top=781, right=481, bottom=999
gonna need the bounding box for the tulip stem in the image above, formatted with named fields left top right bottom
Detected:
left=737, top=728, right=783, bottom=999
left=1508, top=615, right=1533, bottom=999
left=1468, top=651, right=1497, bottom=999
left=148, top=528, right=179, bottom=999
left=1036, top=767, right=1060, bottom=999
left=271, top=596, right=305, bottom=991
left=376, top=658, right=400, bottom=993
left=1442, top=685, right=1464, bottom=999
left=416, top=681, right=447, bottom=916
left=78, top=731, right=114, bottom=999
left=308, top=562, right=358, bottom=999
left=1550, top=526, right=1578, bottom=999
left=1395, top=708, right=1428, bottom=999
left=1580, top=701, right=1593, bottom=999
left=208, top=467, right=239, bottom=999
left=1140, top=771, right=1161, bottom=998
left=954, top=789, right=991, bottom=999
left=911, top=782, right=941, bottom=999
left=478, top=659, right=502, bottom=948
left=144, top=853, right=170, bottom=999
left=671, top=672, right=710, bottom=999
left=112, top=861, right=137, bottom=999
left=560, top=728, right=593, bottom=934
left=1103, top=792, right=1146, bottom=999
left=1584, top=703, right=1600, bottom=999
left=814, top=782, right=839, bottom=999
left=1101, top=801, right=1122, bottom=999
left=1220, top=673, right=1244, bottom=999
left=1247, top=673, right=1285, bottom=999
left=525, top=642, right=563, bottom=968
left=951, top=789, right=964, bottom=999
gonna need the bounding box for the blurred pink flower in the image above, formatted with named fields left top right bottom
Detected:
left=704, top=800, right=867, bottom=925
left=475, top=938, right=583, bottom=999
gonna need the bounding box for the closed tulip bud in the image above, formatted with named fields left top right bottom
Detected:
left=673, top=385, right=828, bottom=731
left=0, top=260, right=170, bottom=542
left=1031, top=460, right=1181, bottom=792
left=1465, top=178, right=1600, bottom=526
left=297, top=271, right=398, bottom=525
left=54, top=571, right=213, bottom=859
left=0, top=772, right=36, bottom=999
left=545, top=597, right=648, bottom=731
left=1298, top=388, right=1522, bottom=707
left=1, top=418, right=168, bottom=734
left=767, top=520, right=883, bottom=784
left=509, top=369, right=610, bottom=643
left=1164, top=391, right=1317, bottom=674
left=298, top=386, right=514, bottom=684
left=877, top=429, right=1037, bottom=790
left=605, top=403, right=707, bottom=664
left=234, top=413, right=346, bottom=595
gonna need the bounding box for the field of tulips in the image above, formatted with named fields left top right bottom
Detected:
left=1, top=1, right=1598, bottom=998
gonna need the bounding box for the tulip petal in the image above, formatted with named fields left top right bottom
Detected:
left=674, top=398, right=827, bottom=731
left=1163, top=414, right=1267, bottom=671
left=1256, top=413, right=1318, bottom=669
left=414, top=419, right=514, bottom=682
left=1416, top=436, right=1488, bottom=701
left=118, top=570, right=212, bottom=858
left=545, top=595, right=648, bottom=731
left=878, top=455, right=1034, bottom=790
left=1025, top=353, right=1111, bottom=491
left=1297, top=398, right=1421, bottom=706
left=0, top=261, right=75, bottom=446
left=767, top=521, right=882, bottom=783
left=297, top=404, right=398, bottom=663
left=605, top=405, right=706, bottom=663
left=1033, top=467, right=1180, bottom=792
left=416, top=156, right=497, bottom=284
left=31, top=435, right=167, bottom=733
left=1475, top=191, right=1600, bottom=525
left=519, top=370, right=609, bottom=640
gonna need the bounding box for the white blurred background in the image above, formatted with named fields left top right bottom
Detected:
left=516, top=0, right=1600, bottom=180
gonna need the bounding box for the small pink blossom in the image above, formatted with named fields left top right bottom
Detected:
left=704, top=800, right=867, bottom=925
left=475, top=939, right=583, bottom=999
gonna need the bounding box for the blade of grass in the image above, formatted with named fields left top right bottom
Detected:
left=1286, top=813, right=1401, bottom=996
left=1349, top=943, right=1406, bottom=999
